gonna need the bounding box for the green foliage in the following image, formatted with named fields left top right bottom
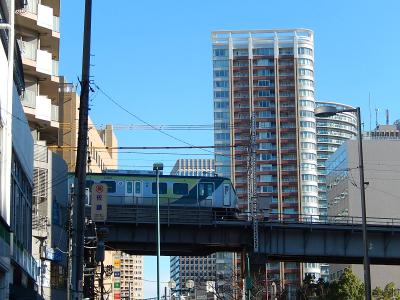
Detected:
left=333, top=268, right=364, bottom=300
left=312, top=268, right=365, bottom=300
left=373, top=286, right=384, bottom=299
left=372, top=282, right=400, bottom=300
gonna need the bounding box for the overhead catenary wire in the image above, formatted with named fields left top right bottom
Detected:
left=93, top=83, right=219, bottom=156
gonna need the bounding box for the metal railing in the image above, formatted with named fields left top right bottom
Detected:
left=21, top=89, right=36, bottom=108
left=83, top=195, right=400, bottom=227
left=53, top=16, right=60, bottom=32
left=25, top=0, right=38, bottom=14
left=51, top=104, right=59, bottom=122
left=18, top=39, right=37, bottom=60
left=12, top=238, right=38, bottom=280
left=52, top=59, right=58, bottom=76
left=257, top=212, right=400, bottom=226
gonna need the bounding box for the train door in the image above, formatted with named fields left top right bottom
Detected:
left=223, top=184, right=231, bottom=206
left=125, top=181, right=133, bottom=204
left=134, top=181, right=143, bottom=205
left=198, top=182, right=214, bottom=207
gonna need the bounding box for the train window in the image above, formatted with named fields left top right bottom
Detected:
left=223, top=184, right=230, bottom=206
left=126, top=182, right=133, bottom=194
left=134, top=181, right=141, bottom=195
left=198, top=183, right=214, bottom=198
left=151, top=182, right=167, bottom=194
left=100, top=181, right=116, bottom=193
left=86, top=180, right=94, bottom=189
left=173, top=183, right=188, bottom=195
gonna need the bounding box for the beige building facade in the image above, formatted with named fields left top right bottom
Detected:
left=101, top=251, right=144, bottom=300
left=58, top=82, right=118, bottom=172
left=14, top=1, right=118, bottom=298
left=14, top=0, right=69, bottom=298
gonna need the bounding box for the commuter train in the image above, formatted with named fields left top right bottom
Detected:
left=71, top=171, right=239, bottom=213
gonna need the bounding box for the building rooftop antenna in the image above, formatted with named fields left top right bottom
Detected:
left=386, top=109, right=390, bottom=125
left=368, top=92, right=372, bottom=131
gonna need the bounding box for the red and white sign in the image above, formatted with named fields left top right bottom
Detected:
left=91, top=183, right=108, bottom=222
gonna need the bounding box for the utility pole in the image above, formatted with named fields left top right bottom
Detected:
left=249, top=111, right=258, bottom=253
left=71, top=0, right=92, bottom=298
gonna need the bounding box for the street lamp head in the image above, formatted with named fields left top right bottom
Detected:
left=153, top=162, right=164, bottom=171
left=186, top=280, right=194, bottom=289
left=314, top=105, right=339, bottom=118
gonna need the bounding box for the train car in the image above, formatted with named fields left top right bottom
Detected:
left=69, top=172, right=239, bottom=214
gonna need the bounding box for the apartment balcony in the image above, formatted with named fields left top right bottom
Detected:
left=21, top=89, right=36, bottom=109
left=22, top=93, right=59, bottom=130
left=16, top=0, right=60, bottom=60
left=19, top=40, right=58, bottom=75
left=19, top=43, right=59, bottom=99
left=233, top=85, right=249, bottom=92
left=17, top=0, right=60, bottom=34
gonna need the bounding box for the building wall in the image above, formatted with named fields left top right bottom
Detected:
left=326, top=140, right=400, bottom=287
left=16, top=0, right=61, bottom=145
left=170, top=255, right=217, bottom=295
left=32, top=145, right=68, bottom=299
left=1, top=1, right=36, bottom=297
left=212, top=29, right=318, bottom=293
left=363, top=124, right=400, bottom=140
left=316, top=101, right=357, bottom=219
left=171, top=158, right=215, bottom=177
left=170, top=159, right=221, bottom=297
left=59, top=83, right=118, bottom=172
left=315, top=101, right=357, bottom=282
left=102, top=251, right=144, bottom=300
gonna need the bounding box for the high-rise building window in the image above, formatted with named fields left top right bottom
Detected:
left=298, top=47, right=313, bottom=55
left=298, top=58, right=314, bottom=66
left=253, top=48, right=274, bottom=56
left=254, top=59, right=274, bottom=66
left=254, top=69, right=274, bottom=76
left=299, top=68, right=314, bottom=76
left=214, top=80, right=229, bottom=88
left=214, top=91, right=229, bottom=98
left=279, top=47, right=293, bottom=55
left=214, top=70, right=228, bottom=77
left=214, top=49, right=228, bottom=57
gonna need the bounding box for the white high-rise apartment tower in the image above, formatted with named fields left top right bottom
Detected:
left=212, top=29, right=318, bottom=294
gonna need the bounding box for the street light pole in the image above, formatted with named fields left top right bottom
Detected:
left=314, top=105, right=371, bottom=300
left=355, top=107, right=372, bottom=300
left=153, top=163, right=164, bottom=300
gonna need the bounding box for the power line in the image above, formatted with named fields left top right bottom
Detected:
left=48, top=145, right=237, bottom=150
left=93, top=83, right=217, bottom=156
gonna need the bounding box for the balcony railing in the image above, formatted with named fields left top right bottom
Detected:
left=52, top=59, right=59, bottom=76
left=21, top=90, right=36, bottom=108
left=25, top=0, right=38, bottom=14
left=51, top=104, right=59, bottom=122
left=53, top=16, right=60, bottom=32
left=12, top=238, right=38, bottom=281
left=18, top=40, right=37, bottom=61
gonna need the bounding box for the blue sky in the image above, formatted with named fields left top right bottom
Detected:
left=60, top=0, right=400, bottom=297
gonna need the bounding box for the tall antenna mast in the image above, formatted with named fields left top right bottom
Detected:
left=375, top=108, right=379, bottom=129
left=368, top=92, right=372, bottom=132
left=386, top=109, right=389, bottom=125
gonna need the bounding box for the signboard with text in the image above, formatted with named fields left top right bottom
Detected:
left=91, top=183, right=108, bottom=222
left=114, top=255, right=121, bottom=300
